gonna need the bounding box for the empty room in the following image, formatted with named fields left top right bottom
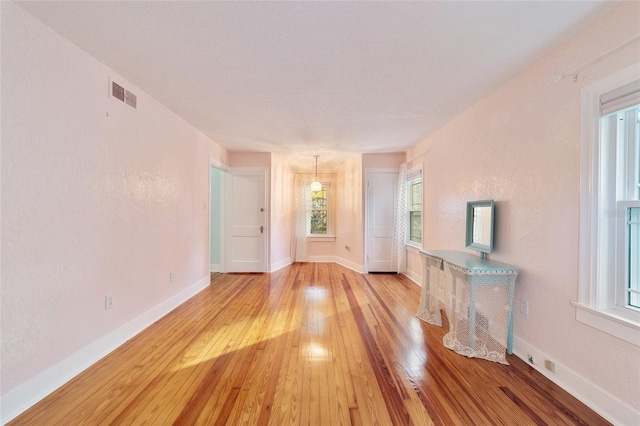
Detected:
left=1, top=1, right=639, bottom=425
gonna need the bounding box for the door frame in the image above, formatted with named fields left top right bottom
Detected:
left=209, top=158, right=229, bottom=273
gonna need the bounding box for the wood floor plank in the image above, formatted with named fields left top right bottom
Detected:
left=9, top=263, right=611, bottom=426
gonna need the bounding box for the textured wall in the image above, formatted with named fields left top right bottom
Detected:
left=1, top=2, right=228, bottom=395
left=406, top=2, right=640, bottom=413
left=336, top=155, right=364, bottom=267
left=362, top=152, right=406, bottom=169
left=270, top=153, right=293, bottom=269
left=209, top=167, right=222, bottom=268
left=228, top=151, right=271, bottom=168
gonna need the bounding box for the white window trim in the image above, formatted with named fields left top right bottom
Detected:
left=308, top=181, right=335, bottom=240
left=575, top=62, right=640, bottom=347
left=406, top=166, right=423, bottom=249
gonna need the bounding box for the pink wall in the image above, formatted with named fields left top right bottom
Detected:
left=228, top=151, right=271, bottom=168
left=362, top=152, right=406, bottom=169
left=407, top=2, right=639, bottom=415
left=336, top=156, right=364, bottom=268
left=270, top=153, right=293, bottom=269
left=2, top=2, right=228, bottom=396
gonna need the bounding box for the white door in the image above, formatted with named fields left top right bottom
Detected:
left=365, top=169, right=398, bottom=272
left=225, top=168, right=267, bottom=272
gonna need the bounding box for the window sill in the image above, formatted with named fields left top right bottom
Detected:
left=308, top=235, right=336, bottom=242
left=405, top=241, right=422, bottom=251
left=572, top=302, right=640, bottom=347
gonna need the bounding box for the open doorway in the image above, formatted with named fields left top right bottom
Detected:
left=210, top=163, right=227, bottom=273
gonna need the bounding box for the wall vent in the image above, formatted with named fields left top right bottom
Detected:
left=111, top=80, right=137, bottom=109
left=124, top=90, right=137, bottom=108
left=112, top=81, right=125, bottom=102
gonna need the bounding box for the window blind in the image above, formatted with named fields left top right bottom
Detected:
left=406, top=167, right=422, bottom=182
left=600, top=79, right=640, bottom=115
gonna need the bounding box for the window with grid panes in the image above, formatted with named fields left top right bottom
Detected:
left=310, top=187, right=328, bottom=235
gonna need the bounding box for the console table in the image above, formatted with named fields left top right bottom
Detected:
left=416, top=250, right=519, bottom=364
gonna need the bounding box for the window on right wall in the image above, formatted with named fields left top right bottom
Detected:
left=606, top=104, right=640, bottom=314
left=406, top=167, right=422, bottom=246
left=577, top=65, right=640, bottom=347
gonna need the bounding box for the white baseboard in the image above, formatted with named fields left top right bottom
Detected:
left=210, top=263, right=221, bottom=272
left=307, top=255, right=335, bottom=263
left=0, top=275, right=210, bottom=425
left=307, top=256, right=364, bottom=273
left=269, top=257, right=292, bottom=272
left=335, top=256, right=365, bottom=273
left=512, top=336, right=639, bottom=425
left=403, top=269, right=422, bottom=287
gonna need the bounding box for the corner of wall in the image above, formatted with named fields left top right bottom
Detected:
left=402, top=270, right=422, bottom=287
left=270, top=258, right=292, bottom=272
left=335, top=256, right=365, bottom=274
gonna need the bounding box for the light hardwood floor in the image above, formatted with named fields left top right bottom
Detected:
left=10, top=263, right=609, bottom=425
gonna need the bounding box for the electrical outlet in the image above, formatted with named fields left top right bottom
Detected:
left=520, top=300, right=529, bottom=315
left=544, top=360, right=556, bottom=373
left=105, top=295, right=113, bottom=310
left=170, top=271, right=175, bottom=283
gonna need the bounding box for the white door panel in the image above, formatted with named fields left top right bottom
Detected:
left=366, top=170, right=398, bottom=272
left=225, top=169, right=267, bottom=272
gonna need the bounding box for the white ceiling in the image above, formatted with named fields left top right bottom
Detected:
left=18, top=1, right=617, bottom=163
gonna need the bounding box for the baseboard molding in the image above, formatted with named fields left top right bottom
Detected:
left=335, top=256, right=365, bottom=273
left=307, top=255, right=335, bottom=263
left=307, top=256, right=365, bottom=273
left=403, top=269, right=422, bottom=287
left=210, top=263, right=221, bottom=272
left=0, top=275, right=210, bottom=425
left=269, top=257, right=292, bottom=272
left=512, top=336, right=639, bottom=425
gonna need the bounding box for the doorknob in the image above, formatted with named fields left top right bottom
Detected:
left=260, top=226, right=264, bottom=234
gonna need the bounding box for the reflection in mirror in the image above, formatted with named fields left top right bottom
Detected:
left=473, top=206, right=492, bottom=246
left=465, top=200, right=495, bottom=257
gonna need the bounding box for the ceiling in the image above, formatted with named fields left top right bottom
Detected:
left=18, top=1, right=618, bottom=165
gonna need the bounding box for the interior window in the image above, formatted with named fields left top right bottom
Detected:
left=577, top=72, right=640, bottom=345
left=310, top=187, right=328, bottom=235
left=407, top=173, right=422, bottom=245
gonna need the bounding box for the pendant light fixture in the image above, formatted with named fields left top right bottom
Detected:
left=310, top=155, right=322, bottom=192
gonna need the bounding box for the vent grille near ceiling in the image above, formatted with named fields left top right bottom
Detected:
left=111, top=80, right=137, bottom=109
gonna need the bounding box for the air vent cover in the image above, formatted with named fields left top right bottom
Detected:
left=111, top=80, right=137, bottom=109
left=112, top=82, right=125, bottom=102
left=125, top=90, right=137, bottom=108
